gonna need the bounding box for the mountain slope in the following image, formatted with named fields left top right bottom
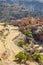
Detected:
left=0, top=0, right=43, bottom=22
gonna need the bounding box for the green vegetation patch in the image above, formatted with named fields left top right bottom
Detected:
left=33, top=53, right=43, bottom=61
left=4, top=22, right=8, bottom=27
left=23, top=30, right=33, bottom=38
left=18, top=40, right=25, bottom=47
left=15, top=52, right=26, bottom=62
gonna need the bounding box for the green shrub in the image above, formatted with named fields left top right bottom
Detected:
left=18, top=40, right=25, bottom=47
left=33, top=53, right=43, bottom=61
left=23, top=30, right=33, bottom=38
left=4, top=22, right=8, bottom=27
left=15, top=52, right=26, bottom=62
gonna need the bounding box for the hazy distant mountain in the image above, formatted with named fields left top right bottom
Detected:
left=0, top=0, right=43, bottom=22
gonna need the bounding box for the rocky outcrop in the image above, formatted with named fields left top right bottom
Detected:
left=34, top=26, right=43, bottom=41
left=37, top=33, right=43, bottom=41
left=10, top=16, right=43, bottom=30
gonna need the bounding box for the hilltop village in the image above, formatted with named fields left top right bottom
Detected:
left=0, top=16, right=43, bottom=65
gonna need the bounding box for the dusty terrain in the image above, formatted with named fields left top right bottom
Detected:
left=0, top=23, right=24, bottom=65
left=0, top=23, right=43, bottom=65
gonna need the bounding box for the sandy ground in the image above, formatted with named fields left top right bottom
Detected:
left=0, top=23, right=22, bottom=64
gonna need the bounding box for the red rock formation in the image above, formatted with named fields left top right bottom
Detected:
left=10, top=15, right=43, bottom=30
